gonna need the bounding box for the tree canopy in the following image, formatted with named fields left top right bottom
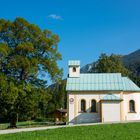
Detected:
left=0, top=17, right=63, bottom=125
left=95, top=53, right=130, bottom=76
left=0, top=17, right=63, bottom=85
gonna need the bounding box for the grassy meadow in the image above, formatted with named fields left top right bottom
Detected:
left=1, top=122, right=140, bottom=140
left=0, top=121, right=54, bottom=130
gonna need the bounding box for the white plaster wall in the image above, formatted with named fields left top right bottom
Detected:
left=102, top=101, right=121, bottom=122
left=69, top=66, right=80, bottom=77
left=123, top=92, right=140, bottom=121
left=68, top=94, right=75, bottom=124
left=68, top=93, right=107, bottom=124
left=68, top=92, right=140, bottom=124
left=76, top=94, right=101, bottom=123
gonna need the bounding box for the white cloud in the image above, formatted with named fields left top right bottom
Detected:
left=48, top=14, right=63, bottom=20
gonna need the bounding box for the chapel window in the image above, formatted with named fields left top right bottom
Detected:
left=81, top=99, right=86, bottom=112
left=91, top=99, right=96, bottom=112
left=129, top=100, right=135, bottom=113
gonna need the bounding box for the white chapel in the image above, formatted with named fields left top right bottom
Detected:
left=66, top=60, right=140, bottom=124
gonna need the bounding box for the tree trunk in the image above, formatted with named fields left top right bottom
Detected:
left=9, top=112, right=17, bottom=128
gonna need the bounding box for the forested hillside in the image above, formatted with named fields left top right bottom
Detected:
left=81, top=49, right=140, bottom=86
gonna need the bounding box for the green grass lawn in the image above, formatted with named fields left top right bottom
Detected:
left=1, top=122, right=140, bottom=140
left=0, top=121, right=54, bottom=130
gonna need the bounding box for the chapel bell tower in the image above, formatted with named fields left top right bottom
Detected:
left=68, top=60, right=80, bottom=78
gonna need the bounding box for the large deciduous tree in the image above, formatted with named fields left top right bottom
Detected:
left=95, top=53, right=130, bottom=76
left=0, top=18, right=63, bottom=127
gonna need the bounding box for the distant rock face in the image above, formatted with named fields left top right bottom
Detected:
left=80, top=62, right=96, bottom=73
left=123, top=49, right=140, bottom=76
left=123, top=49, right=140, bottom=66
left=80, top=49, right=140, bottom=76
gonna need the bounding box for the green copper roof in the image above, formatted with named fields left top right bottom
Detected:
left=122, top=77, right=140, bottom=91
left=68, top=60, right=80, bottom=66
left=101, top=94, right=122, bottom=100
left=66, top=73, right=140, bottom=91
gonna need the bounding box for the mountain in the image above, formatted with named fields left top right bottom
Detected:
left=80, top=62, right=96, bottom=73
left=123, top=49, right=140, bottom=66
left=81, top=49, right=140, bottom=75
left=122, top=49, right=140, bottom=77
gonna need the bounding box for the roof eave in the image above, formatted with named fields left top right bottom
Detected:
left=100, top=99, right=123, bottom=101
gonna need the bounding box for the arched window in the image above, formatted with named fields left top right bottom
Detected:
left=81, top=99, right=86, bottom=112
left=73, top=67, right=76, bottom=72
left=129, top=100, right=135, bottom=113
left=91, top=99, right=96, bottom=112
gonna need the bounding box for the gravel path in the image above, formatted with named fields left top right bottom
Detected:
left=0, top=125, right=68, bottom=135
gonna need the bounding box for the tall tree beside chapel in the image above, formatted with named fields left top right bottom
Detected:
left=0, top=18, right=63, bottom=127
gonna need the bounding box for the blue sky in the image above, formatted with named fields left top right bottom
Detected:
left=0, top=0, right=140, bottom=78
